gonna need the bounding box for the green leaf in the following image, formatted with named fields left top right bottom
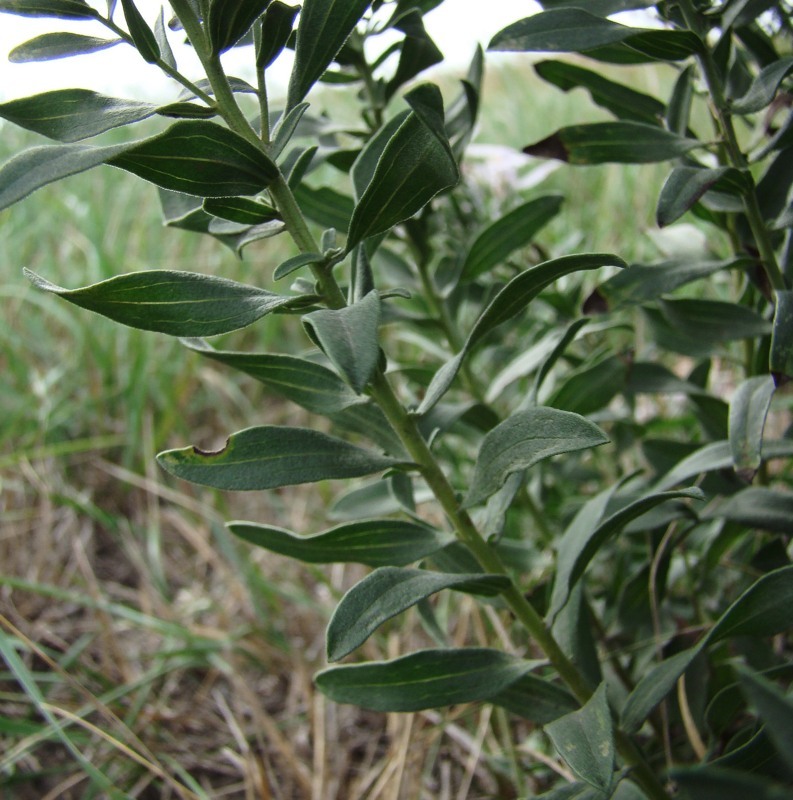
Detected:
left=327, top=567, right=511, bottom=661
left=460, top=194, right=564, bottom=282
left=270, top=102, right=310, bottom=159
left=203, top=197, right=279, bottom=225
left=546, top=683, right=614, bottom=793
left=228, top=519, right=452, bottom=566
left=770, top=291, right=793, bottom=380
left=539, top=0, right=656, bottom=15
left=156, top=101, right=217, bottom=119
left=547, top=355, right=628, bottom=416
left=548, top=487, right=704, bottom=622
left=347, top=84, right=459, bottom=250
left=294, top=184, right=355, bottom=230
left=523, top=121, right=699, bottom=165
left=0, top=89, right=156, bottom=142
left=0, top=0, right=98, bottom=18
left=385, top=10, right=444, bottom=100
left=351, top=110, right=409, bottom=200
left=705, top=487, right=793, bottom=534
left=257, top=1, right=299, bottom=69
left=9, top=32, right=120, bottom=62
left=157, top=425, right=405, bottom=490
left=108, top=120, right=280, bottom=197
left=535, top=60, right=665, bottom=125
left=656, top=298, right=772, bottom=346
left=465, top=408, right=609, bottom=508
left=491, top=673, right=578, bottom=724
left=418, top=254, right=624, bottom=414
left=303, top=291, right=380, bottom=394
left=208, top=0, right=271, bottom=55
left=180, top=339, right=363, bottom=414
left=154, top=7, right=175, bottom=69
left=315, top=648, right=536, bottom=712
left=286, top=0, right=371, bottom=109
left=729, top=375, right=776, bottom=480
left=273, top=252, right=325, bottom=280
left=671, top=766, right=791, bottom=800
left=657, top=166, right=750, bottom=227
left=732, top=56, right=793, bottom=114
left=25, top=269, right=301, bottom=336
left=119, top=0, right=159, bottom=63
left=599, top=257, right=751, bottom=308
left=738, top=667, right=793, bottom=770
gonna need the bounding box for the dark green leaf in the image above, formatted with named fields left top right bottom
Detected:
left=351, top=110, right=409, bottom=200
left=180, top=339, right=363, bottom=414
left=0, top=89, right=156, bottom=143
left=548, top=487, right=704, bottom=621
left=460, top=195, right=564, bottom=282
left=294, top=184, right=355, bottom=230
left=546, top=683, right=614, bottom=793
left=203, top=197, right=279, bottom=225
left=327, top=567, right=510, bottom=661
left=228, top=518, right=452, bottom=566
left=671, top=766, right=790, bottom=800
left=732, top=56, right=793, bottom=114
left=9, top=32, right=120, bottom=62
left=770, top=291, right=793, bottom=380
left=465, top=408, right=609, bottom=507
left=524, top=121, right=699, bottom=165
left=257, top=1, right=299, bottom=69
left=25, top=269, right=299, bottom=336
left=729, top=375, right=775, bottom=479
left=491, top=672, right=578, bottom=724
left=270, top=102, right=309, bottom=159
left=303, top=291, right=380, bottom=394
left=154, top=7, right=175, bottom=69
left=657, top=298, right=771, bottom=345
left=547, top=355, right=628, bottom=416
left=315, top=648, right=536, bottom=712
left=738, top=667, right=793, bottom=770
left=157, top=425, right=405, bottom=490
left=157, top=101, right=217, bottom=119
left=0, top=0, right=98, bottom=18
left=286, top=0, right=370, bottom=109
left=535, top=60, right=665, bottom=124
left=108, top=120, right=280, bottom=196
left=347, top=84, right=459, bottom=250
left=273, top=252, right=324, bottom=280
left=539, top=0, right=655, bottom=14
left=418, top=254, right=624, bottom=414
left=667, top=65, right=694, bottom=136
left=385, top=11, right=444, bottom=100
left=119, top=0, right=159, bottom=63
left=208, top=0, right=271, bottom=55
left=657, top=166, right=750, bottom=227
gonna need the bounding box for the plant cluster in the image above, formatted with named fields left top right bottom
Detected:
left=1, top=0, right=792, bottom=798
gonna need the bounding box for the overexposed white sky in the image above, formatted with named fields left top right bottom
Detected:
left=0, top=1, right=543, bottom=102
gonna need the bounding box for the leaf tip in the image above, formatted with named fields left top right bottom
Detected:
left=523, top=134, right=569, bottom=163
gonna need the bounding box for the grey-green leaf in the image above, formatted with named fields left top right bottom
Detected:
left=0, top=89, right=156, bottom=142
left=657, top=166, right=749, bottom=227
left=546, top=683, right=614, bottom=793
left=491, top=673, right=578, bottom=724
left=26, top=269, right=298, bottom=336
left=731, top=56, right=793, bottom=114
left=286, top=0, right=371, bottom=109
left=465, top=408, right=609, bottom=507
left=228, top=519, right=452, bottom=566
left=0, top=0, right=99, bottom=19
left=9, top=32, right=120, bottom=61
left=157, top=425, right=405, bottom=490
left=315, top=648, right=536, bottom=712
left=303, top=291, right=381, bottom=393
left=770, top=291, right=793, bottom=380
left=119, top=0, right=159, bottom=63
left=208, top=0, right=271, bottom=55
left=728, top=375, right=776, bottom=480
left=460, top=195, right=564, bottom=282
left=180, top=339, right=363, bottom=414
left=670, top=766, right=791, bottom=800
left=704, top=487, right=793, bottom=534
left=738, top=667, right=793, bottom=770
left=327, top=567, right=511, bottom=661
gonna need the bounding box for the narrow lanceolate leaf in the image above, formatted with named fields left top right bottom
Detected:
left=228, top=519, right=452, bottom=567
left=770, top=291, right=793, bottom=380
left=208, top=0, right=271, bottom=54
left=0, top=0, right=99, bottom=19
left=303, top=291, right=380, bottom=393
left=731, top=57, right=793, bottom=114
left=180, top=339, right=363, bottom=414
left=273, top=253, right=325, bottom=281
left=546, top=683, right=614, bottom=794
left=729, top=375, right=776, bottom=480
left=657, top=166, right=750, bottom=227
left=157, top=426, right=405, bottom=491
left=9, top=32, right=120, bottom=62
left=25, top=269, right=300, bottom=336
left=547, top=487, right=704, bottom=621
left=671, top=766, right=791, bottom=800
left=108, top=120, right=279, bottom=197
left=203, top=197, right=279, bottom=225
left=0, top=89, right=156, bottom=142
left=705, top=487, right=793, bottom=534
left=327, top=568, right=511, bottom=661
left=119, top=0, right=159, bottom=62
left=738, top=668, right=793, bottom=771
left=534, top=60, right=665, bottom=125
left=257, top=1, right=299, bottom=69
left=286, top=0, right=371, bottom=109
left=523, top=121, right=699, bottom=164
left=465, top=408, right=609, bottom=508
left=658, top=298, right=771, bottom=345
left=418, top=253, right=624, bottom=414
left=315, top=648, right=535, bottom=712
left=460, top=195, right=564, bottom=282
left=347, top=84, right=459, bottom=250
left=491, top=673, right=578, bottom=724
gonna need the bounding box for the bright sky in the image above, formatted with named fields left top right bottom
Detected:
left=0, top=1, right=543, bottom=102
